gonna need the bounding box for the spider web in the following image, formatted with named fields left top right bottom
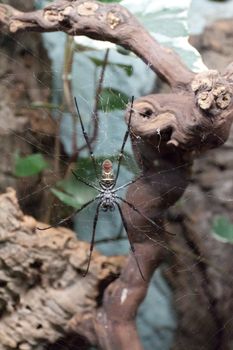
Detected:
left=0, top=28, right=179, bottom=350
left=1, top=1, right=233, bottom=350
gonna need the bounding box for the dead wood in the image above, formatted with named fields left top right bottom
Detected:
left=0, top=188, right=123, bottom=350
left=0, top=1, right=233, bottom=350
left=120, top=68, right=233, bottom=350
left=162, top=22, right=233, bottom=350
left=0, top=0, right=194, bottom=88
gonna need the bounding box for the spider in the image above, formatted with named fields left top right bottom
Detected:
left=38, top=96, right=169, bottom=279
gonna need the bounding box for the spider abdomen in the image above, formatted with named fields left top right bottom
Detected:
left=99, top=189, right=116, bottom=211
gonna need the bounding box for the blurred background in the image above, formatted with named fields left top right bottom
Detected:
left=0, top=0, right=233, bottom=349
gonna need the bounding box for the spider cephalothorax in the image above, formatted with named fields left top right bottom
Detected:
left=101, top=159, right=114, bottom=188
left=99, top=160, right=116, bottom=211
left=38, top=96, right=171, bottom=279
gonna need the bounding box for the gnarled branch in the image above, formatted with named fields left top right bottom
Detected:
left=0, top=0, right=194, bottom=88
left=0, top=188, right=124, bottom=349
left=1, top=1, right=233, bottom=350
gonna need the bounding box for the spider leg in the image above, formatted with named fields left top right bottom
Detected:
left=83, top=202, right=101, bottom=277
left=116, top=197, right=176, bottom=256
left=37, top=197, right=98, bottom=231
left=74, top=97, right=99, bottom=181
left=71, top=170, right=100, bottom=191
left=114, top=174, right=143, bottom=192
left=115, top=201, right=145, bottom=281
left=114, top=96, right=134, bottom=185
left=116, top=195, right=175, bottom=236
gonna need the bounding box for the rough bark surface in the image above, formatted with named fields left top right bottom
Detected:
left=164, top=20, right=233, bottom=350
left=0, top=0, right=194, bottom=88
left=0, top=0, right=71, bottom=227
left=0, top=0, right=57, bottom=219
left=0, top=188, right=123, bottom=350
left=0, top=2, right=233, bottom=350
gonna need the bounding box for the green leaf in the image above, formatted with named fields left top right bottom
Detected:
left=51, top=162, right=98, bottom=209
left=98, top=88, right=130, bottom=111
left=89, top=57, right=133, bottom=76
left=51, top=188, right=84, bottom=209
left=15, top=153, right=48, bottom=177
left=118, top=63, right=133, bottom=76
left=212, top=216, right=233, bottom=243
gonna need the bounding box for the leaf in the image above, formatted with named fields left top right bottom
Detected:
left=98, top=88, right=130, bottom=111
left=51, top=160, right=98, bottom=209
left=51, top=180, right=97, bottom=209
left=51, top=186, right=97, bottom=209
left=89, top=57, right=133, bottom=76
left=118, top=63, right=133, bottom=76
left=51, top=188, right=84, bottom=209
left=212, top=216, right=233, bottom=243
left=15, top=153, right=48, bottom=177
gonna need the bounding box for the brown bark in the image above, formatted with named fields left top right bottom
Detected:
left=0, top=188, right=123, bottom=350
left=0, top=0, right=69, bottom=222
left=0, top=2, right=233, bottom=350
left=163, top=21, right=233, bottom=350
left=0, top=0, right=54, bottom=217
left=0, top=0, right=194, bottom=88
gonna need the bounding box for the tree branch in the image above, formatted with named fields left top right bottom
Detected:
left=1, top=2, right=233, bottom=350
left=0, top=0, right=194, bottom=88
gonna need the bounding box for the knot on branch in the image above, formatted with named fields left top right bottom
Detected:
left=191, top=70, right=232, bottom=114
left=77, top=2, right=99, bottom=16
left=106, top=11, right=121, bottom=29
left=128, top=93, right=233, bottom=155
left=127, top=95, right=194, bottom=151
left=42, top=1, right=123, bottom=31
left=44, top=5, right=73, bottom=24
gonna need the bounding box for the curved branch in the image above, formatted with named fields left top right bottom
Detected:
left=0, top=0, right=194, bottom=88
left=128, top=69, right=233, bottom=155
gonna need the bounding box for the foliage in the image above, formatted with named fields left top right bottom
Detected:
left=89, top=57, right=133, bottom=76
left=97, top=88, right=130, bottom=111
left=14, top=153, right=48, bottom=177
left=212, top=216, right=233, bottom=243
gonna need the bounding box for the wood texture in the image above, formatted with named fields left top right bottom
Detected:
left=0, top=1, right=233, bottom=349
left=0, top=0, right=194, bottom=88
left=0, top=188, right=123, bottom=349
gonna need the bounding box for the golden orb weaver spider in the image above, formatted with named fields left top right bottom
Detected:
left=38, top=96, right=171, bottom=279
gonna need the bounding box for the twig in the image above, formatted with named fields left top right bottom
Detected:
left=92, top=49, right=109, bottom=146
left=63, top=36, right=77, bottom=155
